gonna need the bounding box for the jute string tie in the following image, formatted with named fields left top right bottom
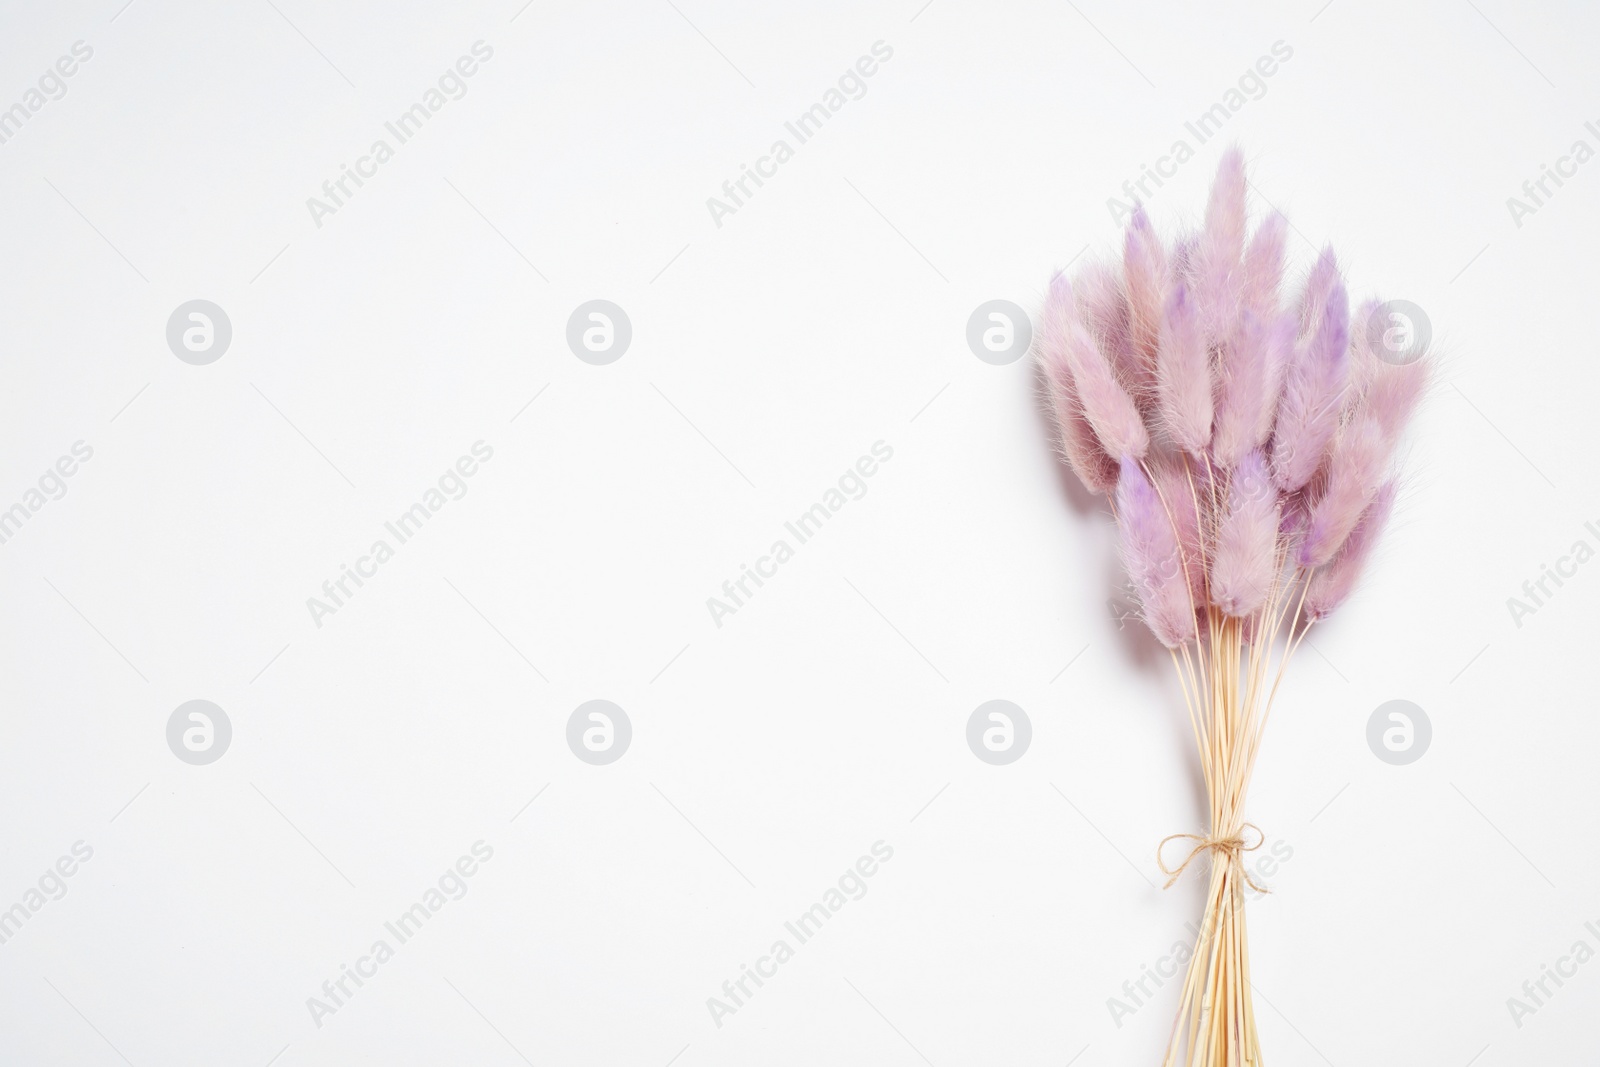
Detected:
left=1157, top=822, right=1269, bottom=893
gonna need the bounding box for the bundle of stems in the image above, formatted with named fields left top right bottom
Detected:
left=1037, top=147, right=1429, bottom=1065
left=1159, top=520, right=1305, bottom=1067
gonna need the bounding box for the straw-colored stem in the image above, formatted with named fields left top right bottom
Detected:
left=1160, top=525, right=1310, bottom=1066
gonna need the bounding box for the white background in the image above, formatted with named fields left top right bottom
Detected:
left=0, top=1, right=1596, bottom=1064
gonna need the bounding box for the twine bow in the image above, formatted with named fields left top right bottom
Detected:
left=1158, top=822, right=1269, bottom=893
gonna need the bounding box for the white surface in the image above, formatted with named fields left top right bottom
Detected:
left=0, top=1, right=1595, bottom=1064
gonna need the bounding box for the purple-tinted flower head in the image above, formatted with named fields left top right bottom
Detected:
left=1038, top=272, right=1119, bottom=492
left=1304, top=482, right=1398, bottom=620
left=1055, top=277, right=1149, bottom=462
left=1039, top=149, right=1427, bottom=637
left=1194, top=147, right=1248, bottom=342
left=1298, top=343, right=1431, bottom=565
left=1211, top=450, right=1282, bottom=617
left=1073, top=261, right=1140, bottom=391
left=1271, top=282, right=1350, bottom=491
left=1242, top=212, right=1287, bottom=319
left=1156, top=284, right=1214, bottom=457
left=1115, top=457, right=1197, bottom=648
left=1298, top=246, right=1341, bottom=338
left=1123, top=204, right=1167, bottom=395
left=1214, top=309, right=1293, bottom=467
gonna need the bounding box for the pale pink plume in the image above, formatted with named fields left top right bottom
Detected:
left=1303, top=481, right=1398, bottom=621
left=1271, top=281, right=1350, bottom=491
left=1115, top=457, right=1197, bottom=647
left=1153, top=456, right=1208, bottom=605
left=1056, top=278, right=1149, bottom=461
left=1038, top=274, right=1119, bottom=493
left=1361, top=350, right=1431, bottom=442
left=1241, top=212, right=1287, bottom=319
left=1193, top=148, right=1247, bottom=343
left=1297, top=246, right=1341, bottom=338
left=1123, top=204, right=1167, bottom=392
left=1204, top=148, right=1248, bottom=263
left=1170, top=232, right=1198, bottom=284
left=1297, top=415, right=1384, bottom=567
left=1156, top=285, right=1214, bottom=456
left=1298, top=352, right=1430, bottom=565
left=1211, top=450, right=1282, bottom=616
left=1213, top=309, right=1293, bottom=467
left=1039, top=147, right=1423, bottom=640
left=1074, top=261, right=1144, bottom=399
left=1344, top=299, right=1383, bottom=404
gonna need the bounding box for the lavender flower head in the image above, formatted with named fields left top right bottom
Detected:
left=1038, top=147, right=1429, bottom=644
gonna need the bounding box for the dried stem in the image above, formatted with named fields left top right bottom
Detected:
left=1159, top=470, right=1309, bottom=1067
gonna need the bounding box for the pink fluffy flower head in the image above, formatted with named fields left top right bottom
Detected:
left=1052, top=276, right=1149, bottom=462
left=1304, top=481, right=1398, bottom=620
left=1271, top=278, right=1350, bottom=492
left=1039, top=272, right=1119, bottom=492
left=1211, top=449, right=1281, bottom=617
left=1123, top=204, right=1167, bottom=392
left=1115, top=457, right=1197, bottom=648
left=1037, top=147, right=1428, bottom=645
left=1156, top=285, right=1214, bottom=456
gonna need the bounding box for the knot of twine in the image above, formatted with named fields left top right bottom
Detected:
left=1157, top=822, right=1269, bottom=893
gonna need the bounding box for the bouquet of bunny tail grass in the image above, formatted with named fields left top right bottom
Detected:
left=1038, top=147, right=1428, bottom=1065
